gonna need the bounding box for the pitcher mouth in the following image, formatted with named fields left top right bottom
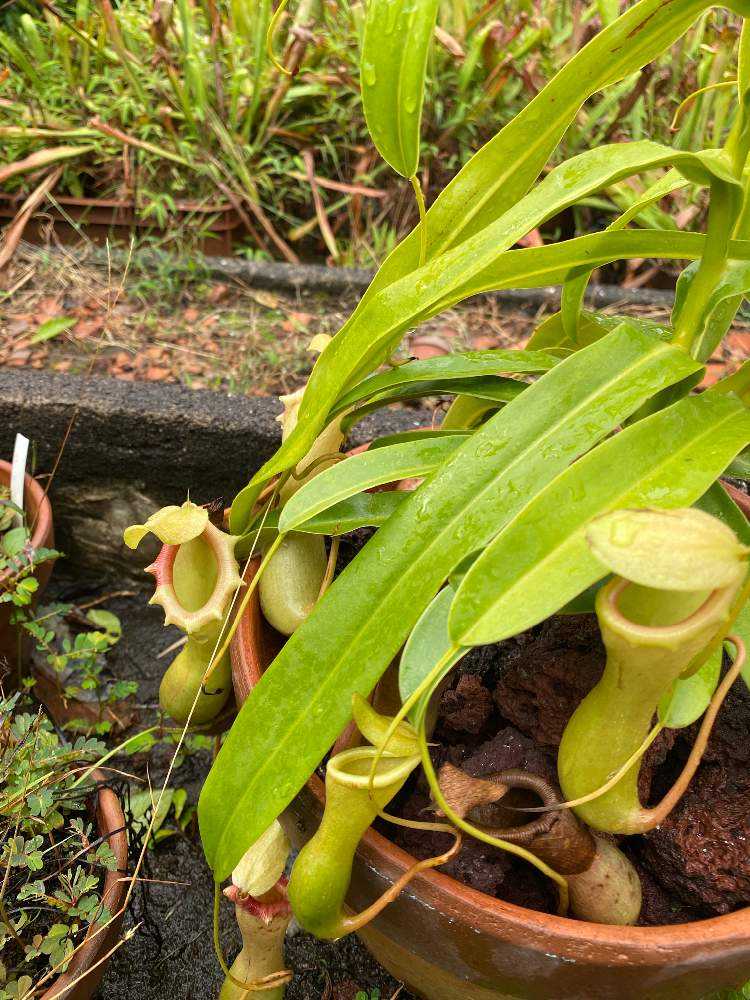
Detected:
left=224, top=876, right=290, bottom=920
left=602, top=576, right=736, bottom=645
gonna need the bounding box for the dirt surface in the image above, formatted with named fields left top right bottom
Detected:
left=1, top=242, right=747, bottom=398
left=386, top=614, right=750, bottom=927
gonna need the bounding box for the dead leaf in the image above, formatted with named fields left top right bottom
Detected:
left=409, top=334, right=451, bottom=359
left=246, top=289, right=280, bottom=309
left=73, top=317, right=105, bottom=338
left=0, top=146, right=91, bottom=185
left=206, top=283, right=230, bottom=303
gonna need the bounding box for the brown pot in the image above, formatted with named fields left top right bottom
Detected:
left=39, top=774, right=128, bottom=1000
left=0, top=460, right=54, bottom=676
left=0, top=192, right=243, bottom=256
left=230, top=481, right=750, bottom=1000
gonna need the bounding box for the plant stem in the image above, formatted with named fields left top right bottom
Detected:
left=671, top=180, right=734, bottom=353
left=417, top=719, right=570, bottom=914
left=409, top=174, right=427, bottom=266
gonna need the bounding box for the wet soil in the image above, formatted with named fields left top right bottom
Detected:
left=381, top=614, right=750, bottom=926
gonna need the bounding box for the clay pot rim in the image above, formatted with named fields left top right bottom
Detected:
left=230, top=488, right=750, bottom=961
left=40, top=771, right=129, bottom=999
left=0, top=460, right=53, bottom=579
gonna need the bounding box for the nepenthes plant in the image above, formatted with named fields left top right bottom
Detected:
left=128, top=0, right=750, bottom=988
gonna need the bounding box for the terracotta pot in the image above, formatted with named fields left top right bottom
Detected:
left=0, top=461, right=54, bottom=676
left=230, top=479, right=750, bottom=1000
left=40, top=773, right=128, bottom=1000
left=0, top=192, right=243, bottom=256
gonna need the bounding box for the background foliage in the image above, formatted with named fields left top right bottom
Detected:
left=0, top=0, right=743, bottom=263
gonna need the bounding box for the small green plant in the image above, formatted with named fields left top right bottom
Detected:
left=1, top=480, right=132, bottom=733
left=0, top=502, right=58, bottom=626
left=0, top=692, right=117, bottom=998
left=23, top=605, right=132, bottom=734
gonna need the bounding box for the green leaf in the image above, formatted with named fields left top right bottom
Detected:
left=330, top=349, right=559, bottom=417
left=30, top=317, right=76, bottom=343
left=560, top=168, right=689, bottom=340
left=239, top=491, right=407, bottom=552
left=278, top=436, right=464, bottom=532
left=658, top=650, right=722, bottom=729
left=85, top=609, right=121, bottom=636
left=2, top=527, right=28, bottom=556
left=369, top=429, right=472, bottom=450
left=450, top=391, right=750, bottom=646
left=340, top=376, right=527, bottom=431
left=398, top=586, right=466, bottom=721
left=129, top=788, right=174, bottom=840
left=673, top=257, right=750, bottom=362
left=527, top=310, right=618, bottom=352
left=361, top=0, right=440, bottom=178
left=232, top=227, right=716, bottom=532
left=725, top=449, right=750, bottom=478
left=696, top=482, right=750, bottom=689
left=235, top=128, right=742, bottom=527
left=200, top=324, right=700, bottom=879
left=441, top=395, right=504, bottom=431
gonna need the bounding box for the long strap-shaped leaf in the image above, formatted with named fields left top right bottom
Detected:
left=674, top=257, right=750, bottom=362
left=232, top=135, right=743, bottom=529
left=527, top=310, right=672, bottom=353
left=340, top=376, right=527, bottom=431
left=330, top=348, right=559, bottom=416
left=449, top=391, right=750, bottom=646
left=200, top=325, right=700, bottom=878
left=367, top=0, right=750, bottom=278
left=279, top=436, right=465, bottom=531
left=361, top=0, right=440, bottom=178
left=231, top=227, right=718, bottom=531
left=398, top=585, right=465, bottom=716
left=240, top=492, right=408, bottom=551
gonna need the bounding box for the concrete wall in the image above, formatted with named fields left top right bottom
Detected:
left=0, top=371, right=428, bottom=580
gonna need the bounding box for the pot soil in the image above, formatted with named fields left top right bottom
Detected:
left=0, top=460, right=54, bottom=678
left=230, top=483, right=750, bottom=1000
left=40, top=774, right=129, bottom=1000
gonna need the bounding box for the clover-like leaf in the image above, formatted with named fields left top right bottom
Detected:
left=123, top=501, right=208, bottom=549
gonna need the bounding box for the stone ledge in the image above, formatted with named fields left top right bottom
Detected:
left=0, top=370, right=429, bottom=580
